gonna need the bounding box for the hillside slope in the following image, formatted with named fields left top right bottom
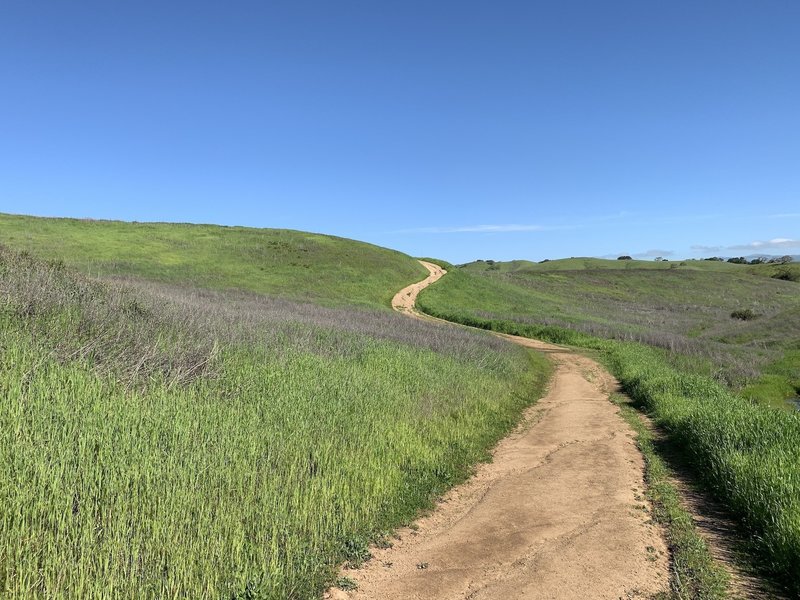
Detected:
left=0, top=213, right=426, bottom=307
left=420, top=260, right=800, bottom=401
left=0, top=215, right=553, bottom=598
left=0, top=241, right=551, bottom=599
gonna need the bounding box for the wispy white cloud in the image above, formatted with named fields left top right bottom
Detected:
left=599, top=249, right=674, bottom=259
left=644, top=214, right=720, bottom=226
left=728, top=238, right=800, bottom=251
left=768, top=213, right=800, bottom=219
left=691, top=244, right=723, bottom=253
left=397, top=224, right=557, bottom=234
left=396, top=212, right=723, bottom=236
left=635, top=249, right=675, bottom=258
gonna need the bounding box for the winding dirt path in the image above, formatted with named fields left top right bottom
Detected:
left=391, top=260, right=447, bottom=314
left=330, top=261, right=669, bottom=599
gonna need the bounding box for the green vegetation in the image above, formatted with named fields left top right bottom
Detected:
left=612, top=395, right=729, bottom=599
left=0, top=244, right=551, bottom=598
left=0, top=213, right=427, bottom=307
left=418, top=266, right=800, bottom=595
left=609, top=343, right=800, bottom=597
left=416, top=257, right=455, bottom=270
left=730, top=308, right=758, bottom=321
left=424, top=262, right=800, bottom=402
left=463, top=256, right=745, bottom=273
left=769, top=263, right=800, bottom=282
left=741, top=351, right=800, bottom=409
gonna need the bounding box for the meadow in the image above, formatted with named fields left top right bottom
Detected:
left=427, top=258, right=800, bottom=403
left=0, top=212, right=426, bottom=307
left=0, top=239, right=550, bottom=598
left=417, top=260, right=800, bottom=594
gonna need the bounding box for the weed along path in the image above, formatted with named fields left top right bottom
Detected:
left=329, top=261, right=669, bottom=600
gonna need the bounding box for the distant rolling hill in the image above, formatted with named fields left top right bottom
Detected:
left=461, top=256, right=743, bottom=273
left=461, top=255, right=800, bottom=283
left=0, top=212, right=427, bottom=308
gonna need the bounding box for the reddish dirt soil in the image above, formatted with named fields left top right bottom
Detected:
left=329, top=261, right=669, bottom=599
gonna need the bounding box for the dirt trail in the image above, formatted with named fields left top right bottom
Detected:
left=329, top=262, right=669, bottom=599
left=391, top=260, right=447, bottom=314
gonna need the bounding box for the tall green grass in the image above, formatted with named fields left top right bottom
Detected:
left=0, top=248, right=550, bottom=598
left=418, top=292, right=800, bottom=595
left=612, top=395, right=729, bottom=599
left=608, top=343, right=800, bottom=594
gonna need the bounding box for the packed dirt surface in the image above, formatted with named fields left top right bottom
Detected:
left=391, top=260, right=447, bottom=314
left=328, top=262, right=669, bottom=599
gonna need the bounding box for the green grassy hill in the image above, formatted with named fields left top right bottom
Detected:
left=0, top=217, right=551, bottom=599
left=0, top=213, right=426, bottom=307
left=417, top=259, right=800, bottom=594
left=464, top=256, right=759, bottom=273
left=422, top=260, right=800, bottom=402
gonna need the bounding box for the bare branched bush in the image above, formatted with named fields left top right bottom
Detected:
left=0, top=246, right=217, bottom=387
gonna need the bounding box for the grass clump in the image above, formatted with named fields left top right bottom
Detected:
left=0, top=247, right=551, bottom=599
left=739, top=349, right=800, bottom=410
left=335, top=577, right=358, bottom=591
left=0, top=245, right=217, bottom=387
left=730, top=308, right=758, bottom=321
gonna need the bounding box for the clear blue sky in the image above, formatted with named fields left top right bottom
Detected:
left=2, top=1, right=798, bottom=263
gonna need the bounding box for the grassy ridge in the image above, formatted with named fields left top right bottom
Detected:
left=463, top=256, right=798, bottom=276
left=0, top=213, right=427, bottom=307
left=464, top=256, right=744, bottom=273
left=0, top=246, right=551, bottom=598
left=418, top=271, right=800, bottom=595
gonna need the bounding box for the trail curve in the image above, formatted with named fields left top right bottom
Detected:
left=391, top=260, right=447, bottom=315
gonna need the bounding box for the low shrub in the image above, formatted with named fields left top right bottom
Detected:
left=772, top=268, right=799, bottom=282
left=731, top=308, right=758, bottom=321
